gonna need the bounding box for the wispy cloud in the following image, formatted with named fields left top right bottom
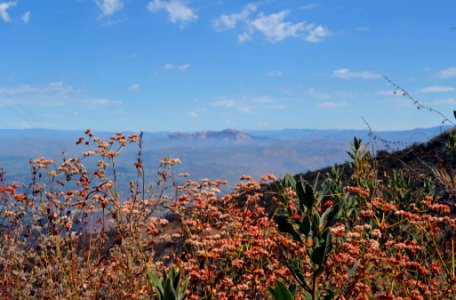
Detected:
left=418, top=86, right=455, bottom=93
left=430, top=98, right=456, bottom=106
left=377, top=90, right=403, bottom=96
left=250, top=95, right=278, bottom=104
left=213, top=99, right=235, bottom=108
left=147, top=0, right=197, bottom=26
left=265, top=70, right=284, bottom=77
left=128, top=84, right=140, bottom=92
left=212, top=3, right=257, bottom=30
left=381, top=97, right=413, bottom=106
left=214, top=5, right=330, bottom=43
left=100, top=18, right=124, bottom=27
left=0, top=82, right=74, bottom=95
left=319, top=101, right=349, bottom=108
left=250, top=95, right=288, bottom=111
left=0, top=82, right=122, bottom=107
left=164, top=63, right=190, bottom=72
left=80, top=98, right=122, bottom=106
left=238, top=106, right=251, bottom=113
left=436, top=67, right=456, bottom=79
left=96, top=0, right=124, bottom=16
left=355, top=26, right=369, bottom=32
left=238, top=32, right=251, bottom=43
left=304, top=24, right=330, bottom=42
left=300, top=4, right=317, bottom=10
left=213, top=95, right=286, bottom=113
left=332, top=68, right=381, bottom=79
left=0, top=1, right=17, bottom=23
left=21, top=10, right=30, bottom=23
left=188, top=111, right=198, bottom=118
left=246, top=10, right=302, bottom=43
left=307, top=88, right=358, bottom=100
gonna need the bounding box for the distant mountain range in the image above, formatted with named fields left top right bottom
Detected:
left=0, top=126, right=451, bottom=190
left=165, top=129, right=254, bottom=142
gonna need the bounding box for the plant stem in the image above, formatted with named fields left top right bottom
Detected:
left=312, top=274, right=318, bottom=300
left=452, top=238, right=455, bottom=278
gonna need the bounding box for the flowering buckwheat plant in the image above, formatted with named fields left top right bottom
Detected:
left=0, top=132, right=455, bottom=299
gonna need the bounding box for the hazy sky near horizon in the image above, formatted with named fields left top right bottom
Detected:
left=0, top=0, right=456, bottom=132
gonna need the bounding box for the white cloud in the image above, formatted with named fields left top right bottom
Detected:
left=96, top=0, right=124, bottom=16
left=21, top=10, right=30, bottom=23
left=0, top=1, right=17, bottom=23
left=248, top=95, right=288, bottom=111
left=436, top=67, right=456, bottom=79
left=164, top=63, right=190, bottom=72
left=250, top=95, right=277, bottom=104
left=214, top=99, right=235, bottom=108
left=332, top=68, right=381, bottom=80
left=176, top=64, right=190, bottom=72
left=164, top=63, right=175, bottom=70
left=319, top=101, right=349, bottom=108
left=266, top=70, right=284, bottom=77
left=0, top=82, right=73, bottom=95
left=304, top=24, right=330, bottom=42
left=212, top=95, right=287, bottom=112
left=81, top=98, right=122, bottom=106
left=418, top=86, right=455, bottom=93
left=188, top=111, right=198, bottom=118
left=213, top=3, right=257, bottom=30
left=214, top=5, right=330, bottom=43
left=237, top=10, right=329, bottom=43
left=100, top=18, right=124, bottom=27
left=430, top=98, right=456, bottom=106
left=377, top=90, right=403, bottom=96
left=147, top=0, right=197, bottom=26
left=238, top=32, right=251, bottom=43
left=307, top=88, right=358, bottom=100
left=355, top=26, right=369, bottom=32
left=382, top=98, right=412, bottom=106
left=0, top=82, right=122, bottom=107
left=300, top=4, right=317, bottom=10
left=238, top=106, right=251, bottom=113
left=128, top=84, right=140, bottom=92
left=248, top=10, right=305, bottom=43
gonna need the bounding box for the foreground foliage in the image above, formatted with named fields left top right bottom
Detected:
left=0, top=130, right=455, bottom=299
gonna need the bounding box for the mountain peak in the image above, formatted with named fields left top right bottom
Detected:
left=166, top=129, right=253, bottom=142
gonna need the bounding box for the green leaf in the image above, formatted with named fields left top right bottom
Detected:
left=311, top=231, right=333, bottom=275
left=324, top=290, right=335, bottom=300
left=274, top=215, right=303, bottom=243
left=178, top=278, right=189, bottom=300
left=299, top=215, right=312, bottom=237
left=281, top=249, right=311, bottom=293
left=297, top=180, right=315, bottom=211
left=338, top=260, right=360, bottom=297
left=148, top=270, right=164, bottom=297
left=311, top=213, right=321, bottom=236
left=321, top=203, right=341, bottom=229
left=164, top=275, right=177, bottom=300
left=289, top=284, right=297, bottom=296
left=269, top=280, right=295, bottom=300
left=172, top=269, right=181, bottom=290
left=453, top=110, right=456, bottom=120
left=268, top=286, right=275, bottom=296
left=283, top=174, right=297, bottom=188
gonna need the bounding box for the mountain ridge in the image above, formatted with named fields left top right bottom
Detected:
left=165, top=129, right=254, bottom=142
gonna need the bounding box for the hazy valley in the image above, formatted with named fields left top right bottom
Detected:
left=0, top=126, right=449, bottom=189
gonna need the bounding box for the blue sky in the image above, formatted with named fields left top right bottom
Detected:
left=0, top=0, right=456, bottom=132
